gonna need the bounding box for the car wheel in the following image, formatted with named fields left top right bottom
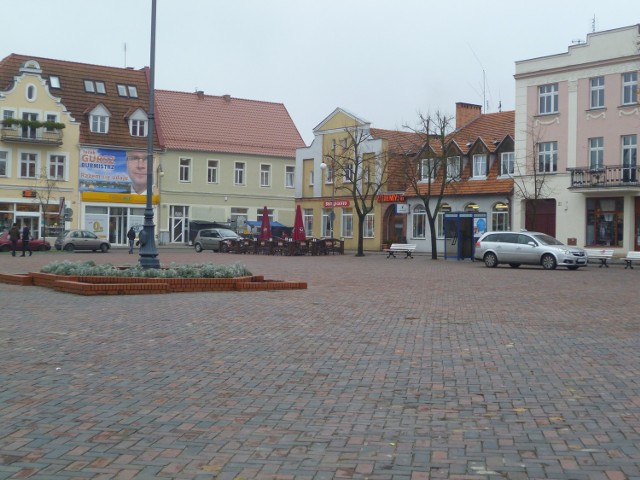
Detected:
left=567, top=266, right=580, bottom=270
left=100, top=244, right=109, bottom=253
left=541, top=253, right=557, bottom=270
left=63, top=244, right=75, bottom=252
left=508, top=263, right=521, bottom=268
left=220, top=243, right=229, bottom=253
left=483, top=252, right=498, bottom=268
left=194, top=243, right=203, bottom=253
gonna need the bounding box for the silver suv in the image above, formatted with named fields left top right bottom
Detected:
left=474, top=231, right=587, bottom=270
left=193, top=228, right=240, bottom=252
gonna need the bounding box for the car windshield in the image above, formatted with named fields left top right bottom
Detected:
left=218, top=229, right=238, bottom=237
left=532, top=233, right=563, bottom=246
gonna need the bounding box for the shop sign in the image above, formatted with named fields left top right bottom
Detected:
left=377, top=193, right=406, bottom=203
left=323, top=200, right=350, bottom=208
left=79, top=147, right=156, bottom=195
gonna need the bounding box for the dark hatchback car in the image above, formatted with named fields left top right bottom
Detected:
left=193, top=228, right=240, bottom=252
left=0, top=230, right=51, bottom=252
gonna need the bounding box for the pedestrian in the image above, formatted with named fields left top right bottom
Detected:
left=21, top=225, right=32, bottom=257
left=127, top=226, right=137, bottom=254
left=8, top=223, right=20, bottom=257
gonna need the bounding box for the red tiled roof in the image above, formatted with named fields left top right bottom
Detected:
left=0, top=54, right=159, bottom=149
left=155, top=90, right=305, bottom=158
left=450, top=110, right=514, bottom=154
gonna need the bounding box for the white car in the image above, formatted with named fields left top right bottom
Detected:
left=474, top=231, right=587, bottom=270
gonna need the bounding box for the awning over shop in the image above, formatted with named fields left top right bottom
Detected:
left=244, top=220, right=288, bottom=228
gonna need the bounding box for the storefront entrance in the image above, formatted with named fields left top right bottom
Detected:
left=635, top=197, right=640, bottom=251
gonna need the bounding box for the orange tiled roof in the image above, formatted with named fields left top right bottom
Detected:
left=0, top=54, right=159, bottom=149
left=450, top=110, right=514, bottom=154
left=411, top=177, right=514, bottom=197
left=155, top=90, right=305, bottom=158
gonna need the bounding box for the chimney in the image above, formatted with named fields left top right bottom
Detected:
left=196, top=90, right=204, bottom=99
left=455, top=102, right=482, bottom=129
left=222, top=94, right=231, bottom=102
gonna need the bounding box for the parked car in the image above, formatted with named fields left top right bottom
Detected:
left=193, top=228, right=240, bottom=252
left=0, top=230, right=51, bottom=252
left=474, top=231, right=587, bottom=270
left=54, top=230, right=111, bottom=252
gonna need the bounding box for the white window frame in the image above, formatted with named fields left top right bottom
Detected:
left=538, top=141, right=558, bottom=173
left=129, top=119, right=146, bottom=137
left=622, top=134, right=637, bottom=180
left=446, top=156, right=460, bottom=181
left=48, top=154, right=66, bottom=180
left=342, top=209, right=353, bottom=238
left=49, top=76, right=60, bottom=88
left=363, top=213, right=374, bottom=238
left=84, top=80, right=95, bottom=93
left=303, top=208, right=313, bottom=236
left=437, top=203, right=452, bottom=238
left=234, top=161, right=245, bottom=185
left=590, top=76, right=605, bottom=109
left=260, top=164, right=271, bottom=187
left=501, top=152, right=514, bottom=176
left=622, top=72, right=638, bottom=105
left=539, top=83, right=558, bottom=114
left=20, top=151, right=38, bottom=179
left=89, top=105, right=110, bottom=134
left=344, top=162, right=354, bottom=183
left=179, top=157, right=191, bottom=182
left=588, top=137, right=604, bottom=170
left=207, top=160, right=219, bottom=184
left=321, top=209, right=332, bottom=237
left=128, top=86, right=138, bottom=98
left=472, top=154, right=487, bottom=179
left=492, top=202, right=510, bottom=232
left=412, top=204, right=426, bottom=239
left=325, top=164, right=334, bottom=184
left=285, top=165, right=295, bottom=188
left=420, top=158, right=434, bottom=183
left=117, top=84, right=128, bottom=96
left=0, top=149, right=9, bottom=177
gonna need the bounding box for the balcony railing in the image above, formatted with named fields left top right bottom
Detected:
left=0, top=127, right=63, bottom=145
left=568, top=165, right=640, bottom=189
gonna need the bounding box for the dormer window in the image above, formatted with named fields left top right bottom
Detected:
left=84, top=80, right=106, bottom=94
left=88, top=104, right=111, bottom=134
left=127, top=108, right=148, bottom=137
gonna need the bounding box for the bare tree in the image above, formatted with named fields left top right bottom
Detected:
left=323, top=126, right=391, bottom=256
left=31, top=167, right=61, bottom=242
left=512, top=119, right=555, bottom=231
left=400, top=111, right=457, bottom=260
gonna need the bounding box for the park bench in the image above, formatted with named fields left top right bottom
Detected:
left=385, top=243, right=416, bottom=259
left=585, top=248, right=614, bottom=268
left=624, top=251, right=640, bottom=269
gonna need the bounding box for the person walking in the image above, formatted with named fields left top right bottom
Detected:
left=20, top=225, right=32, bottom=257
left=8, top=223, right=20, bottom=257
left=127, top=226, right=137, bottom=254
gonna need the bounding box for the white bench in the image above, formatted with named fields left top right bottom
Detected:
left=624, top=251, right=640, bottom=269
left=585, top=248, right=614, bottom=268
left=385, top=243, right=416, bottom=259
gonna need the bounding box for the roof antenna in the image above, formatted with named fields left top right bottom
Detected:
left=124, top=43, right=127, bottom=68
left=592, top=14, right=596, bottom=33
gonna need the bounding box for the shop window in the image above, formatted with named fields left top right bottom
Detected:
left=586, top=198, right=624, bottom=247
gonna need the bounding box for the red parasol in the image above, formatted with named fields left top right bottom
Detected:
left=292, top=204, right=306, bottom=241
left=259, top=206, right=271, bottom=240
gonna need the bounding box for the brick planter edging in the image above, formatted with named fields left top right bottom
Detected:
left=0, top=272, right=307, bottom=295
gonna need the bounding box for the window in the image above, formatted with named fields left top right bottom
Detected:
left=90, top=115, right=108, bottom=133
left=45, top=114, right=58, bottom=131
left=538, top=141, right=557, bottom=173
left=260, top=164, right=271, bottom=187
left=285, top=165, right=295, bottom=188
left=492, top=202, right=510, bottom=231
left=179, top=157, right=191, bottom=182
left=324, top=164, right=334, bottom=184
left=128, top=86, right=138, bottom=98
left=0, top=150, right=8, bottom=176
left=472, top=154, right=487, bottom=179
left=2, top=109, right=15, bottom=125
left=256, top=208, right=273, bottom=223
left=590, top=77, right=605, bottom=108
left=129, top=119, right=147, bottom=137
left=20, top=152, right=37, bottom=178
left=437, top=203, right=452, bottom=238
left=26, top=84, right=36, bottom=101
left=342, top=209, right=353, bottom=238
left=303, top=208, right=314, bottom=237
left=309, top=169, right=314, bottom=186
left=322, top=209, right=332, bottom=237
left=344, top=162, right=354, bottom=182
left=48, top=154, right=66, bottom=180
left=234, top=162, right=245, bottom=185
left=538, top=83, right=558, bottom=114
left=586, top=198, right=623, bottom=247
left=21, top=112, right=38, bottom=138
left=412, top=204, right=426, bottom=239
left=230, top=207, right=248, bottom=231
left=622, top=72, right=638, bottom=105
left=446, top=156, right=460, bottom=181
left=84, top=80, right=95, bottom=93
left=363, top=213, right=374, bottom=238
left=117, top=84, right=127, bottom=96
left=207, top=160, right=218, bottom=183
left=117, top=84, right=139, bottom=98
left=95, top=81, right=106, bottom=94
left=465, top=202, right=480, bottom=212
left=588, top=137, right=604, bottom=170
left=420, top=159, right=434, bottom=182
left=84, top=80, right=105, bottom=94
left=622, top=134, right=637, bottom=182
left=49, top=76, right=60, bottom=88
left=501, top=152, right=514, bottom=176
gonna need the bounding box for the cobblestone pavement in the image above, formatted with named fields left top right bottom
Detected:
left=1, top=248, right=639, bottom=479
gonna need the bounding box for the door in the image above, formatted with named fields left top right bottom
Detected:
left=22, top=112, right=38, bottom=139
left=170, top=206, right=189, bottom=243
left=16, top=216, right=39, bottom=239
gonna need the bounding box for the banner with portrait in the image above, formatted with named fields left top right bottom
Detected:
left=79, top=148, right=154, bottom=196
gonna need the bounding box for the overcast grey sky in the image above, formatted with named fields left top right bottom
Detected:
left=3, top=1, right=639, bottom=143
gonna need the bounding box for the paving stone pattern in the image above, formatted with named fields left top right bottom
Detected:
left=1, top=248, right=639, bottom=479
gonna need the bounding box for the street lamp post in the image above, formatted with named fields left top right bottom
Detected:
left=138, top=0, right=160, bottom=268
left=319, top=157, right=335, bottom=238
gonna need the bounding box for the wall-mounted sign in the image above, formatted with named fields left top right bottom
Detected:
left=396, top=204, right=409, bottom=214
left=22, top=190, right=37, bottom=198
left=323, top=200, right=350, bottom=208
left=377, top=193, right=406, bottom=203
left=79, top=148, right=156, bottom=196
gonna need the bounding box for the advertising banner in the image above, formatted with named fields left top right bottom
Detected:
left=80, top=148, right=154, bottom=197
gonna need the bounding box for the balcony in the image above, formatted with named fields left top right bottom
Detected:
left=1, top=127, right=64, bottom=145
left=568, top=165, right=640, bottom=191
